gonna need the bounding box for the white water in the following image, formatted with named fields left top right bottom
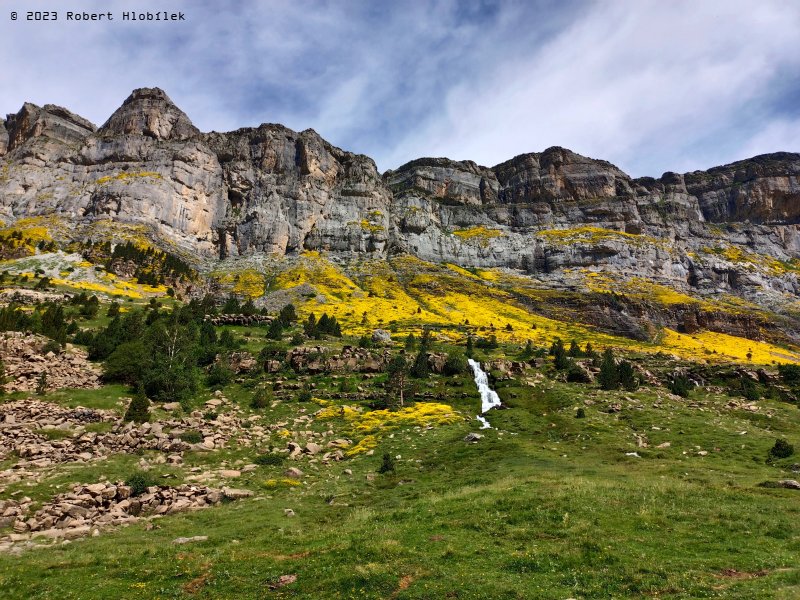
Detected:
left=468, top=358, right=501, bottom=429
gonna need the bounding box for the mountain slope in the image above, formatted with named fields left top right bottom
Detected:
left=2, top=87, right=800, bottom=349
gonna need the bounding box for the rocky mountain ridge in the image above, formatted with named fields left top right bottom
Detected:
left=2, top=88, right=800, bottom=307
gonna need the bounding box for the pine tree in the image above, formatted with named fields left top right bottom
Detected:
left=466, top=335, right=474, bottom=358
left=124, top=387, right=151, bottom=423
left=267, top=318, right=283, bottom=340
left=278, top=303, right=297, bottom=326
left=568, top=339, right=582, bottom=358
left=386, top=355, right=409, bottom=406
left=598, top=348, right=620, bottom=390
left=618, top=361, right=639, bottom=391
left=411, top=349, right=429, bottom=379
left=304, top=313, right=318, bottom=337
left=36, top=372, right=47, bottom=395
left=404, top=333, right=417, bottom=351
left=552, top=338, right=569, bottom=370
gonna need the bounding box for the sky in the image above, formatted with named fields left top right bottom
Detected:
left=1, top=0, right=799, bottom=176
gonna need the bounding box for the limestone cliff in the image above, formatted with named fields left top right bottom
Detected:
left=1, top=87, right=800, bottom=311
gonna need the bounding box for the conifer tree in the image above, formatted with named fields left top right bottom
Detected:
left=598, top=348, right=620, bottom=390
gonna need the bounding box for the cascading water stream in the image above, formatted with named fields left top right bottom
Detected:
left=467, top=358, right=501, bottom=429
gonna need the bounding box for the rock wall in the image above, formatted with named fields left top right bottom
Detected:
left=1, top=87, right=800, bottom=300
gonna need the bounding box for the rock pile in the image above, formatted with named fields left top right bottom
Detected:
left=0, top=332, right=101, bottom=392
left=0, top=482, right=249, bottom=549
left=0, top=289, right=71, bottom=305
left=204, top=314, right=272, bottom=326
left=287, top=345, right=391, bottom=374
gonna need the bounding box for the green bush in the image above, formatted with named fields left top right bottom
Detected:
left=768, top=438, right=795, bottom=461
left=778, top=363, right=800, bottom=384
left=251, top=387, right=273, bottom=409
left=42, top=340, right=61, bottom=355
left=179, top=430, right=203, bottom=444
left=206, top=360, right=234, bottom=389
left=575, top=407, right=586, bottom=419
left=566, top=363, right=591, bottom=383
left=443, top=351, right=468, bottom=376
left=125, top=471, right=156, bottom=497
left=668, top=374, right=692, bottom=398
left=378, top=452, right=396, bottom=474
left=254, top=453, right=285, bottom=466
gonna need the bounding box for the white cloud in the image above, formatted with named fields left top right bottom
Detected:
left=1, top=0, right=798, bottom=178
left=381, top=0, right=800, bottom=175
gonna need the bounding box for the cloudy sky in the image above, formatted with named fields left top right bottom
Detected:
left=2, top=0, right=799, bottom=176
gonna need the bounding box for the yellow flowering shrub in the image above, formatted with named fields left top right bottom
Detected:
left=345, top=435, right=378, bottom=457
left=95, top=171, right=163, bottom=185
left=263, top=479, right=301, bottom=488
left=452, top=226, right=503, bottom=247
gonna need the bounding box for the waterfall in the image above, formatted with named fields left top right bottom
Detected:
left=467, top=358, right=501, bottom=429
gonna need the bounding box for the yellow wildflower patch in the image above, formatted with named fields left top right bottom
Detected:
left=263, top=479, right=301, bottom=488
left=318, top=402, right=461, bottom=433
left=661, top=329, right=800, bottom=365
left=345, top=435, right=378, bottom=457
left=452, top=226, right=503, bottom=247
left=537, top=226, right=660, bottom=247
left=95, top=171, right=163, bottom=186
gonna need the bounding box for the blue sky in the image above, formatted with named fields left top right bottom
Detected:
left=2, top=0, right=799, bottom=176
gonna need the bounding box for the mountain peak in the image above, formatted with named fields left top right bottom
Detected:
left=98, top=87, right=199, bottom=140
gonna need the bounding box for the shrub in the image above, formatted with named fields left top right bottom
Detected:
left=740, top=378, right=761, bottom=402
left=36, top=372, right=48, bottom=395
left=202, top=410, right=218, bottom=421
left=338, top=378, right=357, bottom=393
left=254, top=453, right=285, bottom=466
left=378, top=452, right=396, bottom=474
left=125, top=471, right=155, bottom=497
left=768, top=438, right=795, bottom=461
left=179, top=430, right=203, bottom=444
left=206, top=360, right=234, bottom=389
left=266, top=319, right=283, bottom=340
left=475, top=335, right=498, bottom=350
left=778, top=364, right=800, bottom=385
left=297, top=387, right=313, bottom=402
left=668, top=374, right=692, bottom=398
left=251, top=387, right=273, bottom=409
left=575, top=407, right=586, bottom=419
left=42, top=339, right=61, bottom=355
left=566, top=363, right=591, bottom=383
left=443, top=351, right=468, bottom=376
left=73, top=329, right=94, bottom=345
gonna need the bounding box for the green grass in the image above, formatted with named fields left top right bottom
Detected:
left=0, top=363, right=797, bottom=598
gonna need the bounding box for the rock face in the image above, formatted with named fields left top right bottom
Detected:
left=2, top=87, right=800, bottom=303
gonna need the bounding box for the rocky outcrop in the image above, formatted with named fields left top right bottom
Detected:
left=683, top=152, right=800, bottom=224
left=98, top=87, right=199, bottom=141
